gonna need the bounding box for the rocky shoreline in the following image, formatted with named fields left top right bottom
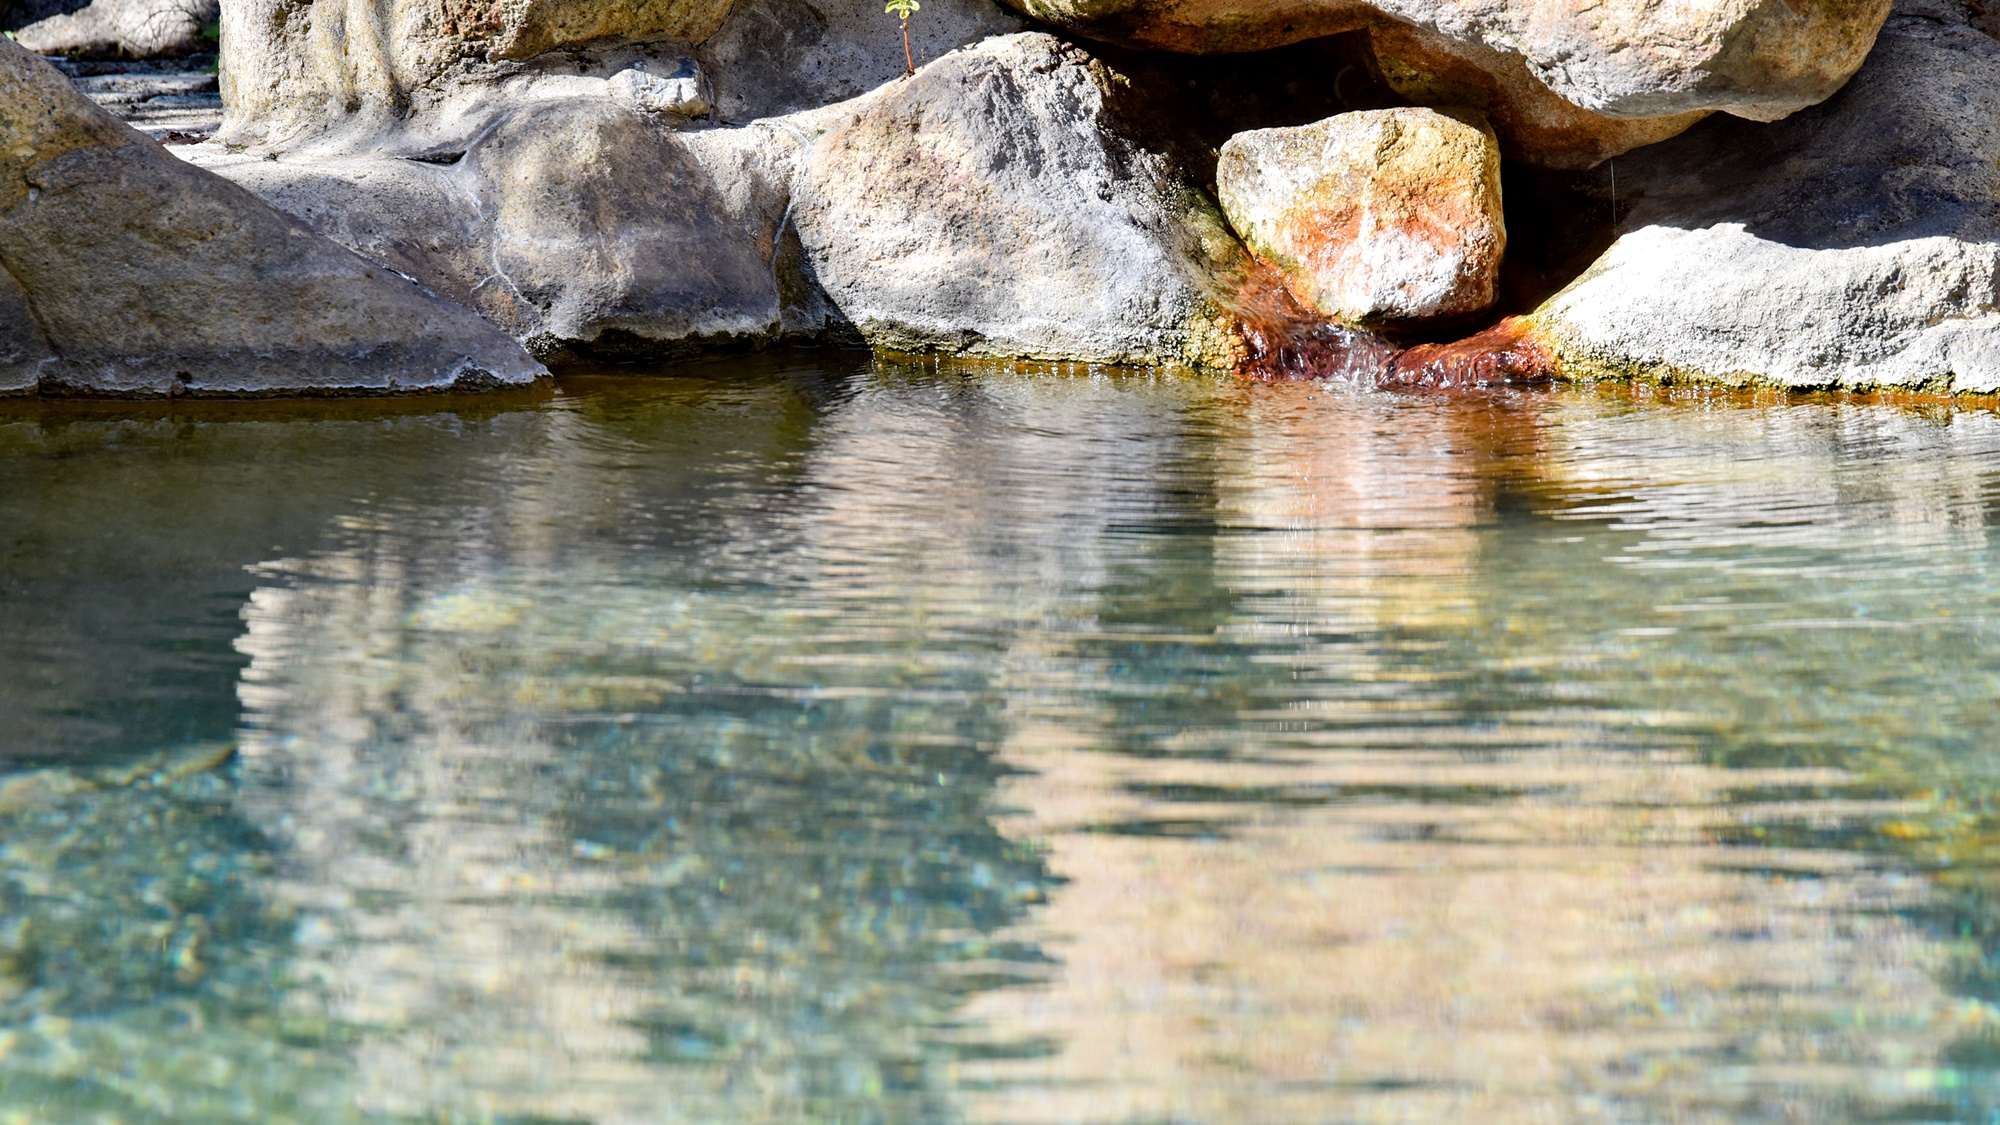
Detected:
left=3, top=0, right=1994, bottom=396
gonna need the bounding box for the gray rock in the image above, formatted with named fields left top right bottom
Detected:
left=0, top=39, right=545, bottom=396
left=190, top=101, right=833, bottom=360
left=788, top=32, right=1257, bottom=369
left=10, top=0, right=216, bottom=58
left=217, top=0, right=735, bottom=150
left=697, top=0, right=1024, bottom=123
left=1218, top=108, right=1504, bottom=327
left=1521, top=11, right=2000, bottom=393
left=606, top=58, right=709, bottom=118
left=51, top=57, right=221, bottom=136
left=216, top=0, right=1019, bottom=151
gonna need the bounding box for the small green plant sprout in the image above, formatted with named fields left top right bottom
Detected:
left=886, top=0, right=919, bottom=76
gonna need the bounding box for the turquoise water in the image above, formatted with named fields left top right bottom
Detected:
left=6, top=356, right=2000, bottom=1122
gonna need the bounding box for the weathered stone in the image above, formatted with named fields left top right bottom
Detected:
left=9, top=0, right=217, bottom=58
left=0, top=39, right=544, bottom=395
left=1000, top=0, right=1890, bottom=165
left=788, top=32, right=1257, bottom=369
left=697, top=0, right=1024, bottom=122
left=1218, top=108, right=1503, bottom=327
left=1516, top=9, right=2000, bottom=393
left=1364, top=22, right=1707, bottom=170
left=217, top=0, right=1022, bottom=150
left=217, top=0, right=735, bottom=147
left=190, top=100, right=832, bottom=359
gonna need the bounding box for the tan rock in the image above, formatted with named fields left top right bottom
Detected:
left=1365, top=22, right=1708, bottom=170
left=1002, top=0, right=1890, bottom=165
left=0, top=38, right=544, bottom=396
left=1217, top=108, right=1504, bottom=328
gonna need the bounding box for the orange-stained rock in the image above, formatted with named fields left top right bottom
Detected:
left=1217, top=108, right=1505, bottom=328
left=1381, top=316, right=1556, bottom=387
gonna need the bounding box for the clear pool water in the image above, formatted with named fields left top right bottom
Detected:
left=6, top=354, right=2000, bottom=1123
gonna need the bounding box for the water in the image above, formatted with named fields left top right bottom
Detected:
left=4, top=355, right=2000, bottom=1123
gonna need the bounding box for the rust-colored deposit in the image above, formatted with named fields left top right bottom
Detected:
left=1216, top=108, right=1506, bottom=329
left=1379, top=316, right=1558, bottom=388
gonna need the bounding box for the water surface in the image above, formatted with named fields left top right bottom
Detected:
left=4, top=357, right=2000, bottom=1123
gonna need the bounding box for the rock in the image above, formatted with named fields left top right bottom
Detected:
left=8, top=0, right=217, bottom=59
left=217, top=0, right=1022, bottom=150
left=217, top=0, right=737, bottom=148
left=1513, top=11, right=2000, bottom=393
left=787, top=32, right=1257, bottom=369
left=49, top=57, right=223, bottom=138
left=696, top=0, right=1024, bottom=122
left=190, top=100, right=832, bottom=360
left=0, top=39, right=545, bottom=395
left=1217, top=107, right=1503, bottom=327
left=999, top=0, right=1890, bottom=165
left=606, top=58, right=709, bottom=118
left=1363, top=23, right=1707, bottom=170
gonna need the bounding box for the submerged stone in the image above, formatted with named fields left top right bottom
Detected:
left=1218, top=108, right=1504, bottom=329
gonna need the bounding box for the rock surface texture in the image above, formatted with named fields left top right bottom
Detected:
left=191, top=101, right=831, bottom=360
left=787, top=33, right=1255, bottom=369
left=217, top=0, right=1021, bottom=150
left=1218, top=108, right=1503, bottom=327
left=0, top=39, right=544, bottom=396
left=1001, top=0, right=1891, bottom=166
left=204, top=32, right=1274, bottom=369
left=1516, top=5, right=2000, bottom=392
left=8, top=0, right=218, bottom=58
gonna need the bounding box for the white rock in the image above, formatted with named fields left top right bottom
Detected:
left=1526, top=12, right=2000, bottom=393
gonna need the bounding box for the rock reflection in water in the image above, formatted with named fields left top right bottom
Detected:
left=7, top=368, right=2000, bottom=1122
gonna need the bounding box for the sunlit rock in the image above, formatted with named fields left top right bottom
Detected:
left=1517, top=10, right=2000, bottom=393
left=1363, top=21, right=1709, bottom=170
left=9, top=0, right=218, bottom=58
left=0, top=39, right=544, bottom=396
left=1218, top=108, right=1504, bottom=328
left=789, top=33, right=1259, bottom=370
left=217, top=0, right=1020, bottom=151
left=1000, top=0, right=1888, bottom=166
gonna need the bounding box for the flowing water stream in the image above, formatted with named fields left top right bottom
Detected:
left=4, top=355, right=2000, bottom=1123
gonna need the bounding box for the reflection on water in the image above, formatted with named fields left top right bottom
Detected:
left=6, top=362, right=2000, bottom=1121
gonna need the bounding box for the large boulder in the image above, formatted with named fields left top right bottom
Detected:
left=1509, top=7, right=2000, bottom=393
left=191, top=100, right=832, bottom=360
left=0, top=39, right=544, bottom=395
left=9, top=0, right=218, bottom=58
left=697, top=0, right=1024, bottom=122
left=218, top=0, right=1023, bottom=150
left=1001, top=0, right=1890, bottom=166
left=787, top=32, right=1258, bottom=369
left=217, top=0, right=735, bottom=148
left=1217, top=107, right=1503, bottom=327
